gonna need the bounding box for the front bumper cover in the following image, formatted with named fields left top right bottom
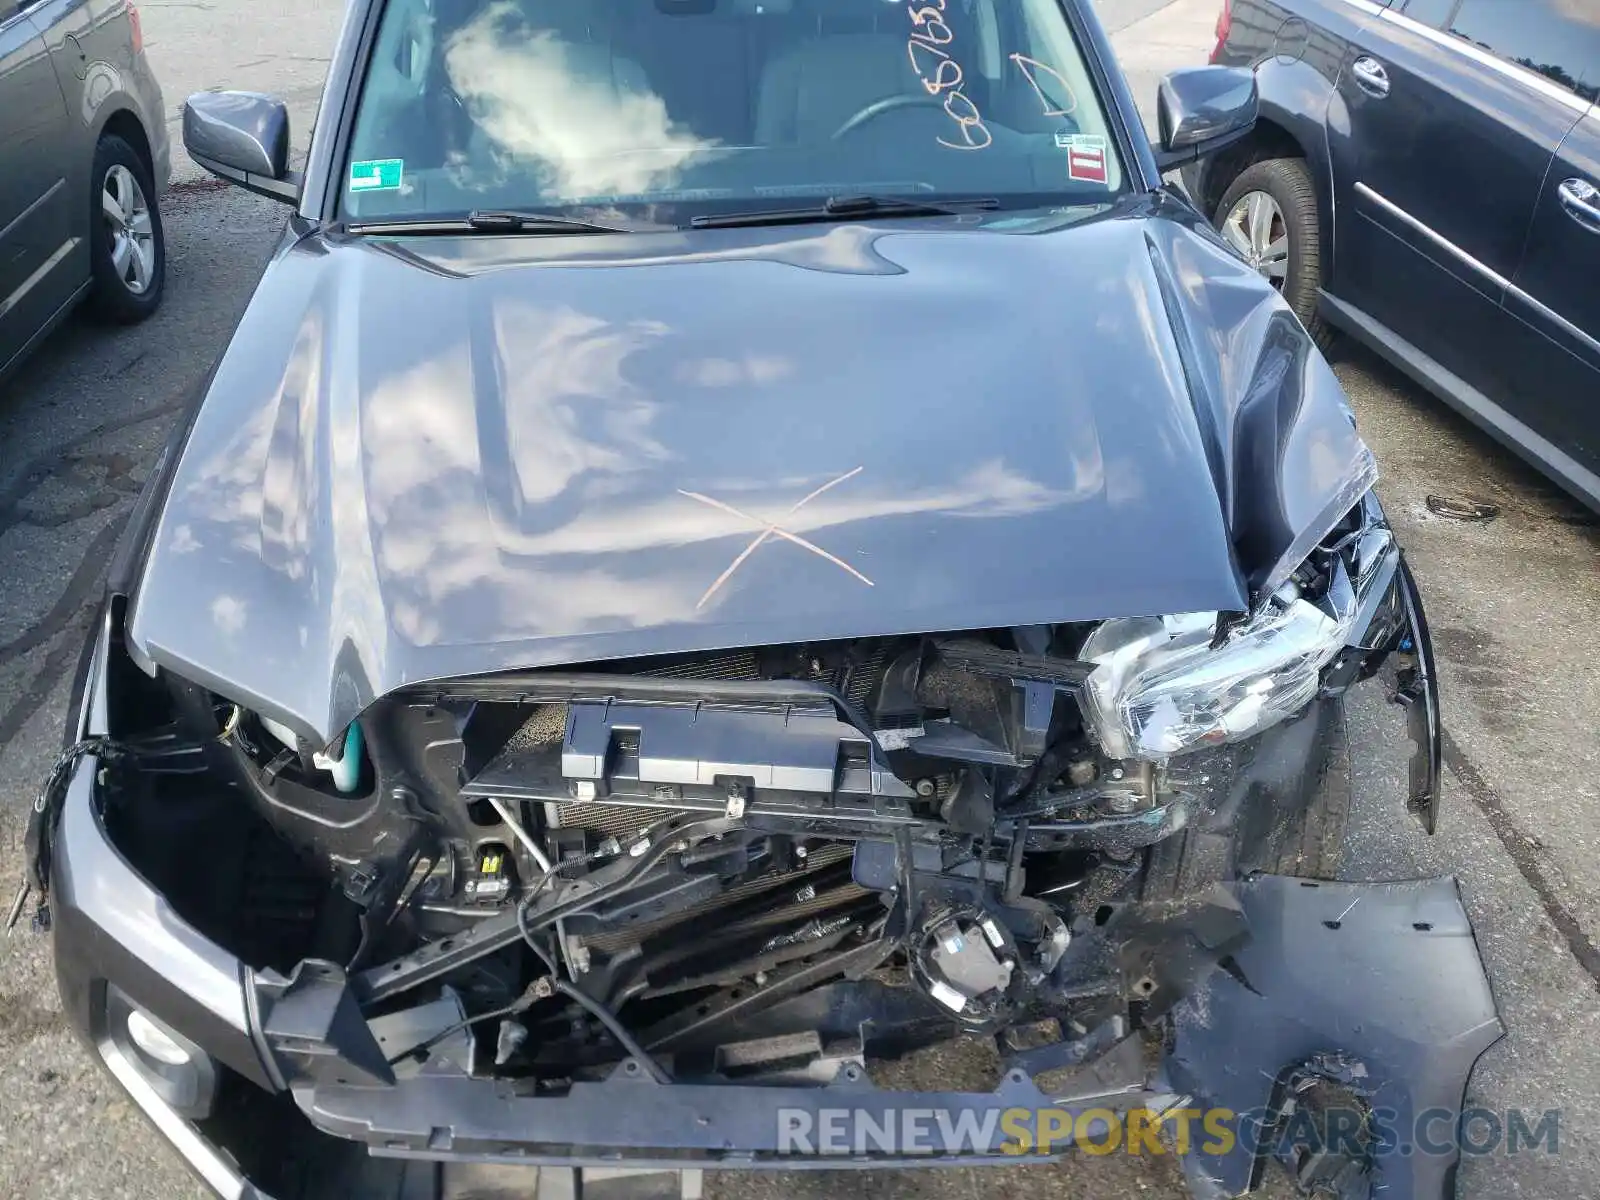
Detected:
left=50, top=755, right=279, bottom=1200
left=1168, top=875, right=1502, bottom=1199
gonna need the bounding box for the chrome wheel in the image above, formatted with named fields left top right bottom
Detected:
left=102, top=164, right=156, bottom=296
left=1222, top=190, right=1289, bottom=286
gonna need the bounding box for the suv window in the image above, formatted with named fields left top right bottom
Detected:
left=1441, top=0, right=1600, bottom=101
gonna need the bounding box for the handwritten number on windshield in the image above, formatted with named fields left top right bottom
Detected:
left=916, top=58, right=963, bottom=95
left=936, top=90, right=991, bottom=151
left=905, top=4, right=956, bottom=81
left=908, top=12, right=953, bottom=43
left=1010, top=53, right=1078, bottom=117
left=906, top=1, right=992, bottom=150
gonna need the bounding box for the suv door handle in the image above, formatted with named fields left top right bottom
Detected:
left=1352, top=56, right=1390, bottom=97
left=1558, top=178, right=1600, bottom=232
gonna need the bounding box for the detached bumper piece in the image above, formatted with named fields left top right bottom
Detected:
left=1167, top=876, right=1503, bottom=1200
left=289, top=875, right=1499, bottom=1199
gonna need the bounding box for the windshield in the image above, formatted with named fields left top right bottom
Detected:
left=341, top=0, right=1128, bottom=225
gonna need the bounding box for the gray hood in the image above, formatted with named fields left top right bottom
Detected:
left=127, top=201, right=1372, bottom=745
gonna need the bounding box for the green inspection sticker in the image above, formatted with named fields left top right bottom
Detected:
left=349, top=158, right=404, bottom=192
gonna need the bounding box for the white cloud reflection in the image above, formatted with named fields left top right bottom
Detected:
left=443, top=1, right=716, bottom=199
left=362, top=302, right=670, bottom=532
left=211, top=595, right=248, bottom=637
left=674, top=354, right=794, bottom=388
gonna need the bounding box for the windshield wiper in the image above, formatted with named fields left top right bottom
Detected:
left=690, top=194, right=1000, bottom=229
left=346, top=209, right=632, bottom=235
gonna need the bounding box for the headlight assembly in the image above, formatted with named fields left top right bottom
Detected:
left=1081, top=563, right=1360, bottom=761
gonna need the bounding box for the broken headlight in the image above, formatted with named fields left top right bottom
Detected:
left=1081, top=573, right=1357, bottom=761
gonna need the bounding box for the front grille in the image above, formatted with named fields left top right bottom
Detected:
left=642, top=650, right=763, bottom=681
left=627, top=643, right=886, bottom=701
left=642, top=644, right=885, bottom=707
left=845, top=645, right=885, bottom=709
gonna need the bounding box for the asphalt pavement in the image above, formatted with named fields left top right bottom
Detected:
left=1, top=0, right=1598, bottom=1197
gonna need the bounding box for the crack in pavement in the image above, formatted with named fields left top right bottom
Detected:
left=0, top=412, right=158, bottom=767
left=0, top=612, right=92, bottom=781
left=0, top=401, right=181, bottom=537
left=1443, top=728, right=1600, bottom=993
left=7, top=451, right=146, bottom=533
left=0, top=517, right=127, bottom=670
left=0, top=517, right=124, bottom=781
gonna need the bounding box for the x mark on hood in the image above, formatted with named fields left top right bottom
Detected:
left=678, top=467, right=877, bottom=608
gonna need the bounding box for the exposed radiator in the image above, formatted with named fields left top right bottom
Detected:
left=546, top=799, right=673, bottom=839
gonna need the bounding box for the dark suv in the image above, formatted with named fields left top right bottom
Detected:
left=1188, top=0, right=1600, bottom=511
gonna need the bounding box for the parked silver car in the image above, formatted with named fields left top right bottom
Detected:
left=0, top=0, right=169, bottom=383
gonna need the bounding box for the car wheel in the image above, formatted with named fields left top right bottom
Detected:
left=1265, top=702, right=1351, bottom=881
left=88, top=134, right=165, bottom=323
left=1214, top=157, right=1331, bottom=349
left=1141, top=699, right=1351, bottom=899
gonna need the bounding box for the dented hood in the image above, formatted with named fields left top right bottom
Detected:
left=127, top=199, right=1373, bottom=745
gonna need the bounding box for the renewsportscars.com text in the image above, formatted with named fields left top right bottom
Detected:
left=775, top=1105, right=1561, bottom=1158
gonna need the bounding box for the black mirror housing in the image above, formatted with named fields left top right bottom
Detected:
left=1153, top=67, right=1259, bottom=172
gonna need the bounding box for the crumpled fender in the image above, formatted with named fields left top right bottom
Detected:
left=1143, top=196, right=1378, bottom=604
left=1164, top=875, right=1503, bottom=1200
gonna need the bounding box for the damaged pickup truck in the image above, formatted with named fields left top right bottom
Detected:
left=21, top=0, right=1501, bottom=1195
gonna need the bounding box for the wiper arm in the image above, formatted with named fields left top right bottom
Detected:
left=346, top=209, right=631, bottom=235
left=690, top=194, right=999, bottom=229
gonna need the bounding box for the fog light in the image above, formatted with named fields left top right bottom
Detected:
left=126, top=1008, right=193, bottom=1067
left=102, top=986, right=217, bottom=1118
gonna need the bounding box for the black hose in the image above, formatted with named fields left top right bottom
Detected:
left=386, top=997, right=526, bottom=1066
left=551, top=979, right=672, bottom=1083
left=514, top=886, right=673, bottom=1083
left=515, top=897, right=559, bottom=976
left=388, top=979, right=672, bottom=1082
left=388, top=901, right=561, bottom=1066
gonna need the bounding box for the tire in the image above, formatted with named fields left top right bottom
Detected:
left=1213, top=156, right=1333, bottom=351
left=87, top=134, right=166, bottom=323
left=1141, top=699, right=1352, bottom=899
left=1266, top=701, right=1351, bottom=881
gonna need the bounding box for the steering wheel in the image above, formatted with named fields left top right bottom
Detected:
left=832, top=93, right=950, bottom=139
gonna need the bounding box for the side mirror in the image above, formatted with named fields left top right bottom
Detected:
left=182, top=91, right=301, bottom=204
left=1154, top=67, right=1258, bottom=172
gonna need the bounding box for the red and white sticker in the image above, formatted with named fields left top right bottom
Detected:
left=1065, top=135, right=1109, bottom=184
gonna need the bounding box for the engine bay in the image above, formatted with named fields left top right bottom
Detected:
left=89, top=505, right=1416, bottom=1080
left=100, top=613, right=1271, bottom=1086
